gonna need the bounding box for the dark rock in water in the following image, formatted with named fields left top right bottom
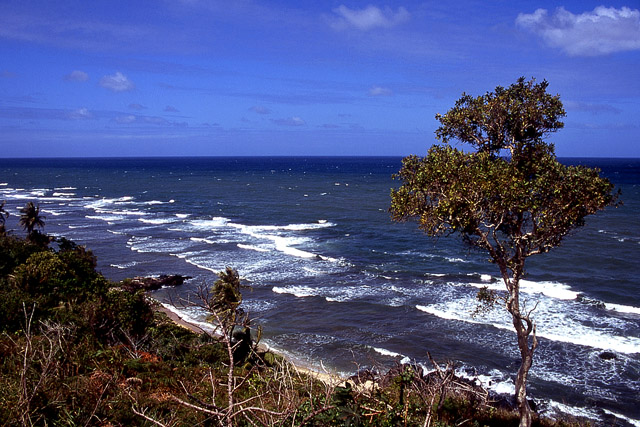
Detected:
left=599, top=351, right=617, bottom=360
left=122, top=274, right=192, bottom=291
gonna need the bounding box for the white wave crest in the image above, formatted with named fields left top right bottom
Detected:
left=465, top=278, right=578, bottom=301
left=238, top=243, right=270, bottom=252
left=272, top=286, right=318, bottom=298
left=417, top=299, right=640, bottom=354
left=606, top=303, right=640, bottom=315
left=188, top=217, right=230, bottom=230
left=138, top=217, right=175, bottom=225
left=372, top=347, right=403, bottom=358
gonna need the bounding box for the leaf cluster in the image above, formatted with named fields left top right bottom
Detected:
left=392, top=78, right=617, bottom=275
left=435, top=77, right=565, bottom=159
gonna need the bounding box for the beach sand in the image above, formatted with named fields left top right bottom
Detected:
left=154, top=303, right=342, bottom=386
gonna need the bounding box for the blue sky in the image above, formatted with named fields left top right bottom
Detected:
left=1, top=1, right=639, bottom=157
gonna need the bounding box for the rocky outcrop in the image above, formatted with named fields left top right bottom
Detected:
left=122, top=274, right=192, bottom=291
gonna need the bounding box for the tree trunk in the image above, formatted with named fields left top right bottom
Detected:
left=513, top=324, right=534, bottom=427
left=506, top=278, right=537, bottom=427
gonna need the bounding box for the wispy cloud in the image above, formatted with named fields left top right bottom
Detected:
left=114, top=115, right=137, bottom=124
left=250, top=105, right=271, bottom=115
left=516, top=6, right=640, bottom=56
left=112, top=114, right=187, bottom=127
left=129, top=103, right=146, bottom=111
left=564, top=100, right=622, bottom=115
left=164, top=105, right=179, bottom=112
left=0, top=106, right=95, bottom=121
left=330, top=5, right=410, bottom=31
left=369, top=86, right=393, bottom=97
left=99, top=72, right=135, bottom=92
left=67, top=108, right=93, bottom=120
left=64, top=70, right=89, bottom=82
left=271, top=116, right=306, bottom=126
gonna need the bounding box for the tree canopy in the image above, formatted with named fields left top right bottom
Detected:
left=390, top=77, right=618, bottom=427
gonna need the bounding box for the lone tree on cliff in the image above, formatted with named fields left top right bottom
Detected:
left=390, top=77, right=618, bottom=427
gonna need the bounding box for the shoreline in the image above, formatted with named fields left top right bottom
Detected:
left=154, top=302, right=344, bottom=386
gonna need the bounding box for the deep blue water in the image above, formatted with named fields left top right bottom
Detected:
left=1, top=157, right=639, bottom=426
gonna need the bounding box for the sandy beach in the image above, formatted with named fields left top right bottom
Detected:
left=154, top=303, right=343, bottom=386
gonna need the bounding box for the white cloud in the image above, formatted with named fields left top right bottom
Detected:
left=99, top=71, right=135, bottom=92
left=114, top=115, right=137, bottom=124
left=516, top=6, right=640, bottom=56
left=271, top=116, right=306, bottom=126
left=369, top=86, right=393, bottom=96
left=67, top=108, right=92, bottom=120
left=330, top=5, right=410, bottom=31
left=64, top=70, right=89, bottom=82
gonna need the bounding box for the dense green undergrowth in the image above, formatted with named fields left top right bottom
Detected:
left=0, top=223, right=584, bottom=426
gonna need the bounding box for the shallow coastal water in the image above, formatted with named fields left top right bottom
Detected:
left=1, top=157, right=639, bottom=426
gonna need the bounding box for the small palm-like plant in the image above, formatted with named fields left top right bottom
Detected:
left=211, top=266, right=244, bottom=331
left=0, top=201, right=8, bottom=234
left=19, top=202, right=46, bottom=240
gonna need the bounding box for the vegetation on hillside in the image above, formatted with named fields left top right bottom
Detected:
left=0, top=202, right=583, bottom=426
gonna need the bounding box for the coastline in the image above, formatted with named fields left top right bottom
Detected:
left=153, top=301, right=343, bottom=386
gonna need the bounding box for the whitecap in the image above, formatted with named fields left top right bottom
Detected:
left=238, top=243, right=270, bottom=252
left=272, top=286, right=318, bottom=298
left=138, top=217, right=175, bottom=225
left=372, top=347, right=403, bottom=358
left=464, top=278, right=579, bottom=301
left=417, top=300, right=640, bottom=354
left=190, top=237, right=219, bottom=245
left=189, top=217, right=230, bottom=230
left=41, top=209, right=63, bottom=216
left=519, top=279, right=578, bottom=300
left=606, top=303, right=640, bottom=315
left=601, top=409, right=640, bottom=427
left=455, top=368, right=515, bottom=396
left=544, top=401, right=602, bottom=423
left=110, top=261, right=139, bottom=269
left=445, top=257, right=468, bottom=263
left=86, top=214, right=125, bottom=222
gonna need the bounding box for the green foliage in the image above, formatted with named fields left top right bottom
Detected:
left=19, top=201, right=46, bottom=242
left=210, top=266, right=245, bottom=327
left=391, top=145, right=616, bottom=271
left=0, top=200, right=8, bottom=235
left=0, top=204, right=585, bottom=426
left=434, top=77, right=565, bottom=158
left=391, top=77, right=618, bottom=426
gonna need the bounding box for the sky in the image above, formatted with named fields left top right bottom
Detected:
left=0, top=0, right=639, bottom=158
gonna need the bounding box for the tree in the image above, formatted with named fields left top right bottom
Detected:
left=19, top=202, right=46, bottom=242
left=390, top=77, right=618, bottom=427
left=0, top=200, right=8, bottom=235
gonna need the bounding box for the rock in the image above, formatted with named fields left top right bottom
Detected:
left=122, top=274, right=192, bottom=291
left=599, top=351, right=617, bottom=360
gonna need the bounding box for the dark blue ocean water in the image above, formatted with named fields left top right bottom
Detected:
left=1, top=157, right=639, bottom=426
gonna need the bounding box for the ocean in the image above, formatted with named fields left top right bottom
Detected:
left=1, top=157, right=638, bottom=426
